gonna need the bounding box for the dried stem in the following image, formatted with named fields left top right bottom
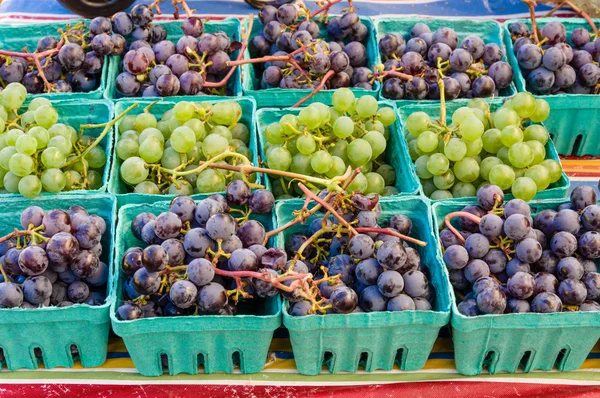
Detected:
left=444, top=211, right=482, bottom=245
left=562, top=1, right=598, bottom=34
left=438, top=78, right=446, bottom=126
left=523, top=0, right=541, bottom=43
left=309, top=0, right=347, bottom=19
left=292, top=70, right=335, bottom=108
left=373, top=69, right=414, bottom=82
left=297, top=183, right=358, bottom=236
left=354, top=227, right=427, bottom=247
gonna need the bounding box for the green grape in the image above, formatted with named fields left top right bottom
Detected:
left=525, top=164, right=551, bottom=191
left=514, top=168, right=525, bottom=178
left=139, top=136, right=164, bottom=163
left=415, top=155, right=433, bottom=179
left=355, top=96, right=378, bottom=119
left=6, top=129, right=24, bottom=146
left=162, top=109, right=175, bottom=120
left=87, top=170, right=102, bottom=190
left=507, top=142, right=533, bottom=168
left=116, top=138, right=139, bottom=160
left=497, top=146, right=510, bottom=164
left=363, top=130, right=386, bottom=158
left=472, top=154, right=482, bottom=164
left=48, top=135, right=72, bottom=156
left=41, top=168, right=66, bottom=192
left=169, top=180, right=194, bottom=195
left=0, top=147, right=17, bottom=170
left=280, top=114, right=298, bottom=135
left=348, top=138, right=372, bottom=166
left=453, top=157, right=480, bottom=182
left=467, top=98, right=489, bottom=112
left=470, top=108, right=489, bottom=130
left=296, top=134, right=317, bottom=155
left=482, top=128, right=503, bottom=153
left=134, top=181, right=160, bottom=194
left=361, top=161, right=373, bottom=173
left=182, top=165, right=199, bottom=185
left=332, top=87, right=355, bottom=112
left=488, top=164, right=515, bottom=190
left=493, top=107, right=520, bottom=130
left=3, top=171, right=20, bottom=193
left=326, top=156, right=346, bottom=178
left=173, top=102, right=195, bottom=122
left=345, top=172, right=367, bottom=193
left=530, top=99, right=550, bottom=123
left=49, top=121, right=70, bottom=139
left=444, top=138, right=467, bottom=161
left=79, top=136, right=95, bottom=147
left=431, top=190, right=453, bottom=200
left=366, top=120, right=385, bottom=134
left=376, top=164, right=396, bottom=186
left=267, top=146, right=292, bottom=171
left=157, top=120, right=171, bottom=138
left=28, top=97, right=52, bottom=112
left=512, top=177, right=537, bottom=201
left=168, top=117, right=183, bottom=134
left=86, top=146, right=107, bottom=169
left=333, top=116, right=354, bottom=138
left=15, top=135, right=37, bottom=155
left=0, top=134, right=6, bottom=151
left=0, top=107, right=7, bottom=124
left=265, top=123, right=284, bottom=145
left=41, top=147, right=66, bottom=169
left=406, top=112, right=430, bottom=136
left=9, top=153, right=34, bottom=176
left=426, top=153, right=449, bottom=176
left=120, top=130, right=139, bottom=142
left=329, top=107, right=342, bottom=124
left=298, top=106, right=321, bottom=130
left=377, top=107, right=396, bottom=127
left=194, top=102, right=212, bottom=117
left=196, top=169, right=226, bottom=193
left=187, top=141, right=205, bottom=162
left=134, top=113, right=158, bottom=132
left=365, top=172, right=385, bottom=194
left=64, top=170, right=82, bottom=190
left=511, top=92, right=536, bottom=118
left=212, top=101, right=241, bottom=126
left=525, top=140, right=546, bottom=165
left=433, top=170, right=455, bottom=190
left=464, top=138, right=483, bottom=157
left=540, top=159, right=563, bottom=183
left=139, top=127, right=165, bottom=145
left=452, top=181, right=477, bottom=198
left=230, top=139, right=249, bottom=157
left=311, top=150, right=333, bottom=174
left=419, top=178, right=435, bottom=197
left=416, top=130, right=439, bottom=153
left=287, top=138, right=299, bottom=156
left=0, top=87, right=26, bottom=110
left=459, top=116, right=484, bottom=141
left=500, top=125, right=523, bottom=147
left=0, top=168, right=7, bottom=188
left=211, top=125, right=233, bottom=142
left=184, top=119, right=206, bottom=141
left=202, top=134, right=229, bottom=158
left=290, top=152, right=313, bottom=175
left=33, top=105, right=58, bottom=129
left=17, top=175, right=41, bottom=198
left=120, top=156, right=149, bottom=185
left=523, top=124, right=549, bottom=145
left=311, top=103, right=330, bottom=126
left=231, top=123, right=250, bottom=144
left=330, top=140, right=349, bottom=163
left=452, top=107, right=475, bottom=125
left=382, top=186, right=399, bottom=196
left=28, top=126, right=50, bottom=149
left=408, top=139, right=422, bottom=161
left=119, top=116, right=136, bottom=133
left=382, top=128, right=390, bottom=141
left=480, top=156, right=503, bottom=180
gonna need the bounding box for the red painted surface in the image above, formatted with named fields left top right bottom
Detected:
left=1, top=382, right=600, bottom=398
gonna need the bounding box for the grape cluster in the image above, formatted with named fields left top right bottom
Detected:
left=116, top=182, right=277, bottom=320
left=0, top=84, right=108, bottom=198
left=405, top=92, right=563, bottom=200
left=446, top=185, right=600, bottom=315
left=509, top=21, right=600, bottom=94
left=379, top=23, right=514, bottom=100
left=117, top=100, right=253, bottom=195
left=251, top=6, right=372, bottom=90
left=113, top=5, right=236, bottom=97
left=263, top=88, right=398, bottom=199
left=0, top=205, right=108, bottom=308
left=286, top=194, right=435, bottom=315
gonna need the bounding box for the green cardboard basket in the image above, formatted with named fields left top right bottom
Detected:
left=0, top=19, right=108, bottom=100
left=432, top=198, right=600, bottom=375
left=241, top=16, right=380, bottom=108
left=255, top=100, right=421, bottom=199
left=104, top=18, right=242, bottom=99
left=503, top=18, right=600, bottom=156
left=110, top=200, right=281, bottom=376
left=0, top=99, right=115, bottom=198
left=374, top=17, right=517, bottom=106
left=396, top=99, right=570, bottom=201
left=0, top=193, right=116, bottom=371
left=277, top=196, right=452, bottom=375
left=108, top=96, right=259, bottom=208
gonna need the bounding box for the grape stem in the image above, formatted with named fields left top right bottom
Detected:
left=63, top=103, right=139, bottom=167
left=297, top=183, right=358, bottom=236
left=443, top=211, right=482, bottom=244
left=292, top=70, right=336, bottom=108
left=309, top=0, right=350, bottom=19
left=541, top=0, right=598, bottom=34
left=354, top=227, right=427, bottom=247
left=372, top=69, right=414, bottom=82
left=522, top=0, right=541, bottom=44
left=438, top=78, right=447, bottom=126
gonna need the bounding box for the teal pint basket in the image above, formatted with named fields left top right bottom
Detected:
left=0, top=99, right=114, bottom=197
left=108, top=96, right=258, bottom=207
left=396, top=99, right=570, bottom=201
left=241, top=16, right=380, bottom=108
left=504, top=18, right=600, bottom=156
left=0, top=19, right=108, bottom=100
left=432, top=198, right=600, bottom=375
left=0, top=193, right=116, bottom=371
left=374, top=17, right=517, bottom=106
left=110, top=200, right=281, bottom=376
left=278, top=196, right=452, bottom=375
left=256, top=100, right=421, bottom=200
left=104, top=18, right=242, bottom=99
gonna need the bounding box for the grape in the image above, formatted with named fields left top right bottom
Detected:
left=120, top=157, right=149, bottom=185
left=489, top=164, right=515, bottom=190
